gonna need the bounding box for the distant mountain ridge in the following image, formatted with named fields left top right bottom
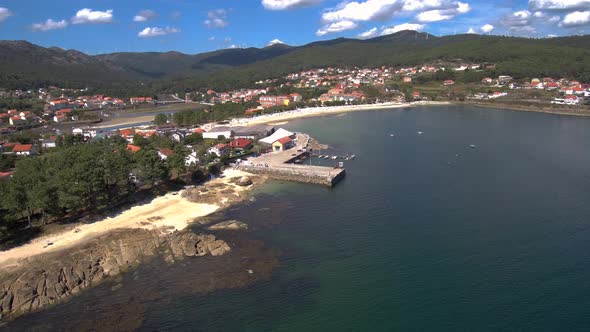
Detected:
left=1, top=31, right=590, bottom=91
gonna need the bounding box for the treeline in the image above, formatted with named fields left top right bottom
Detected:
left=0, top=136, right=184, bottom=230
left=0, top=97, right=45, bottom=113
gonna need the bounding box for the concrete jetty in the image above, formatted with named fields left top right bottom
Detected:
left=240, top=164, right=345, bottom=187
left=237, top=133, right=346, bottom=187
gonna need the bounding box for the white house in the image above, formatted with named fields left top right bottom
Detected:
left=157, top=148, right=174, bottom=160
left=185, top=151, right=200, bottom=166
left=41, top=139, right=56, bottom=149
left=170, top=132, right=185, bottom=142
left=207, top=143, right=229, bottom=157
left=203, top=127, right=233, bottom=139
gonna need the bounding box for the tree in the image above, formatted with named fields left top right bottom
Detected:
left=132, top=134, right=151, bottom=147
left=184, top=133, right=203, bottom=145
left=134, top=149, right=169, bottom=184
left=154, top=113, right=168, bottom=126
left=5, top=158, right=53, bottom=227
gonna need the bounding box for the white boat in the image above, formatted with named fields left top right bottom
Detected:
left=390, top=134, right=395, bottom=137
left=417, top=131, right=423, bottom=135
left=470, top=144, right=477, bottom=148
left=331, top=156, right=338, bottom=160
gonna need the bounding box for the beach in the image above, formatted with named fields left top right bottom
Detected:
left=0, top=169, right=255, bottom=270
left=229, top=101, right=450, bottom=127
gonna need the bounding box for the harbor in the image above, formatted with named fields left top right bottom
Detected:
left=237, top=133, right=346, bottom=187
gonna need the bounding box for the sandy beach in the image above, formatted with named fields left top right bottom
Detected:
left=93, top=115, right=155, bottom=129
left=230, top=101, right=450, bottom=127
left=0, top=169, right=254, bottom=269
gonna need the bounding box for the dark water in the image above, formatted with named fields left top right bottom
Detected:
left=9, top=106, right=590, bottom=330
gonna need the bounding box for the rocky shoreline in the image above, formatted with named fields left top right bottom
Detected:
left=0, top=227, right=231, bottom=320
left=0, top=172, right=267, bottom=322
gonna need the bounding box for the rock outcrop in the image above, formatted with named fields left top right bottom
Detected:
left=0, top=229, right=230, bottom=320
left=237, top=176, right=253, bottom=186
left=208, top=220, right=248, bottom=231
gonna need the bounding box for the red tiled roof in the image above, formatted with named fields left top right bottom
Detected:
left=158, top=148, right=174, bottom=157
left=230, top=138, right=252, bottom=148
left=13, top=144, right=32, bottom=152
left=277, top=137, right=292, bottom=145
left=119, top=129, right=135, bottom=137
left=127, top=144, right=141, bottom=153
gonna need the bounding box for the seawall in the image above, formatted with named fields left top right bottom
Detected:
left=239, top=164, right=345, bottom=187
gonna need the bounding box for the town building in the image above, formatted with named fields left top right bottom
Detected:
left=272, top=137, right=293, bottom=152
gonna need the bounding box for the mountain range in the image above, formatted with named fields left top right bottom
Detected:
left=1, top=31, right=589, bottom=92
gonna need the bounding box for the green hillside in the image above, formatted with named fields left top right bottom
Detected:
left=174, top=32, right=590, bottom=91
left=1, top=31, right=590, bottom=92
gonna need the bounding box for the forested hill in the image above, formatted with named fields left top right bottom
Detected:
left=1, top=31, right=590, bottom=91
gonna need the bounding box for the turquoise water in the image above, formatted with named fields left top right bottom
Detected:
left=9, top=106, right=590, bottom=330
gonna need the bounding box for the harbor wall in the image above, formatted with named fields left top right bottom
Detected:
left=239, top=165, right=345, bottom=187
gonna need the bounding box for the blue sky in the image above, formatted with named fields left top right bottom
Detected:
left=0, top=0, right=588, bottom=54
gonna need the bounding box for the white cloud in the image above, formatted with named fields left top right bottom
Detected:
left=205, top=9, right=229, bottom=28
left=381, top=22, right=425, bottom=35
left=208, top=36, right=216, bottom=41
left=134, top=10, right=157, bottom=22
left=0, top=7, right=12, bottom=23
left=501, top=10, right=535, bottom=33
left=357, top=27, right=379, bottom=38
left=32, top=19, right=68, bottom=32
left=481, top=23, right=494, bottom=33
left=262, top=0, right=323, bottom=10
left=322, top=0, right=401, bottom=22
left=529, top=0, right=590, bottom=11
left=466, top=27, right=476, bottom=33
left=229, top=44, right=239, bottom=49
left=549, top=15, right=561, bottom=22
left=138, top=27, right=179, bottom=38
left=560, top=10, right=590, bottom=26
left=416, top=2, right=470, bottom=22
left=322, top=0, right=470, bottom=23
left=316, top=20, right=359, bottom=36
left=72, top=8, right=114, bottom=24
left=268, top=38, right=285, bottom=45
left=547, top=33, right=558, bottom=37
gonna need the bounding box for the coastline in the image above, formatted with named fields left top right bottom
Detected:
left=230, top=101, right=450, bottom=127
left=461, top=101, right=590, bottom=117
left=92, top=115, right=155, bottom=129
left=0, top=169, right=266, bottom=320
left=0, top=169, right=257, bottom=270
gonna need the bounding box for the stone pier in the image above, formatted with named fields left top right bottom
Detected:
left=239, top=164, right=345, bottom=187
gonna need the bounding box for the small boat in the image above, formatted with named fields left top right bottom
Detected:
left=417, top=131, right=423, bottom=135
left=390, top=134, right=395, bottom=137
left=338, top=161, right=344, bottom=168
left=331, top=156, right=338, bottom=160
left=469, top=144, right=477, bottom=149
left=350, top=154, right=356, bottom=160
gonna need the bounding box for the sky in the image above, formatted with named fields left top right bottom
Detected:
left=0, top=0, right=588, bottom=54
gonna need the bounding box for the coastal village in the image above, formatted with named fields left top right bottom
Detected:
left=2, top=0, right=590, bottom=325
left=1, top=60, right=590, bottom=184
